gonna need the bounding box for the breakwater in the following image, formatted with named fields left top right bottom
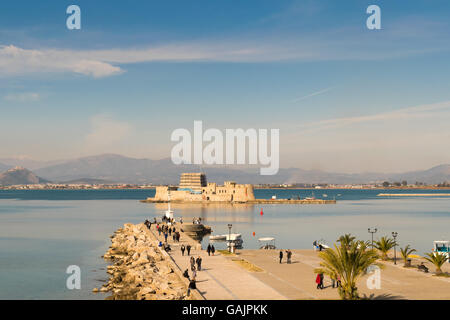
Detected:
left=97, top=223, right=192, bottom=300
left=378, top=193, right=450, bottom=197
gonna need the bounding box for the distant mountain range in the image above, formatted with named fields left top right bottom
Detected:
left=0, top=167, right=49, bottom=186
left=1, top=154, right=449, bottom=185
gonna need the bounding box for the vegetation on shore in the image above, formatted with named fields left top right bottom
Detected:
left=400, top=245, right=416, bottom=267
left=315, top=235, right=380, bottom=300
left=424, top=252, right=449, bottom=275
left=374, top=236, right=397, bottom=260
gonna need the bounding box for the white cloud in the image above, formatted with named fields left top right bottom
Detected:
left=0, top=45, right=122, bottom=78
left=4, top=92, right=41, bottom=102
left=84, top=115, right=133, bottom=152
left=1, top=16, right=449, bottom=79
left=295, top=101, right=450, bottom=133
left=292, top=87, right=333, bottom=103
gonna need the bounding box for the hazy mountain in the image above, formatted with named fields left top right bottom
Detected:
left=0, top=167, right=50, bottom=186
left=0, top=162, right=11, bottom=172
left=34, top=154, right=258, bottom=184
left=27, top=154, right=450, bottom=185
left=388, top=164, right=450, bottom=184
left=0, top=157, right=66, bottom=170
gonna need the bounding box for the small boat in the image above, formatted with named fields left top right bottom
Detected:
left=209, top=235, right=226, bottom=241
left=433, top=240, right=450, bottom=260
left=258, top=237, right=276, bottom=249
left=226, top=233, right=243, bottom=248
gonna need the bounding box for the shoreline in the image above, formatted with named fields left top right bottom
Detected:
left=97, top=223, right=196, bottom=300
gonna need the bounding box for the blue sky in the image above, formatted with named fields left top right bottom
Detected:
left=1, top=0, right=450, bottom=173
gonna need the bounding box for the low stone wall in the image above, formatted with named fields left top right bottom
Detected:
left=96, top=223, right=196, bottom=300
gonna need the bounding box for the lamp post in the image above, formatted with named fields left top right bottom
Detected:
left=227, top=224, right=232, bottom=252
left=392, top=232, right=398, bottom=265
left=368, top=228, right=377, bottom=249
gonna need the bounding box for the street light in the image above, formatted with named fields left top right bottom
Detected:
left=227, top=224, right=232, bottom=252
left=392, top=232, right=398, bottom=265
left=368, top=228, right=377, bottom=249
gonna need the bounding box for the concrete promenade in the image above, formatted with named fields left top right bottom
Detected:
left=150, top=224, right=450, bottom=300
left=238, top=250, right=450, bottom=300
left=150, top=225, right=286, bottom=300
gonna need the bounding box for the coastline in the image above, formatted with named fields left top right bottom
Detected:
left=97, top=223, right=197, bottom=300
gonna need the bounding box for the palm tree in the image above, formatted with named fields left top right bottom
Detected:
left=424, top=252, right=448, bottom=275
left=375, top=236, right=396, bottom=260
left=399, top=245, right=416, bottom=267
left=337, top=234, right=356, bottom=249
left=315, top=241, right=380, bottom=300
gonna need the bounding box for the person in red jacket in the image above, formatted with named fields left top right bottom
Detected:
left=316, top=273, right=324, bottom=289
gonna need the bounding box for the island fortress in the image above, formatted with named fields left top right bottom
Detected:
left=142, top=173, right=336, bottom=204
left=151, top=173, right=255, bottom=203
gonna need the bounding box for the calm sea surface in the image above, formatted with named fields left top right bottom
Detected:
left=0, top=188, right=449, bottom=299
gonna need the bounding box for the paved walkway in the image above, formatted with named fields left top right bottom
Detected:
left=239, top=250, right=450, bottom=300
left=149, top=224, right=450, bottom=300
left=150, top=225, right=286, bottom=300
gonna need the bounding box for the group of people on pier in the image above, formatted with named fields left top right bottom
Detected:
left=278, top=249, right=293, bottom=264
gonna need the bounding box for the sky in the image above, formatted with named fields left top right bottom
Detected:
left=1, top=0, right=450, bottom=173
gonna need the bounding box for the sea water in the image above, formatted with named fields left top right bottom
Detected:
left=0, top=189, right=449, bottom=299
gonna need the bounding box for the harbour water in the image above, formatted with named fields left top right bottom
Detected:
left=0, top=188, right=449, bottom=299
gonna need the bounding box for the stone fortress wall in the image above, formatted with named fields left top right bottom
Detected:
left=152, top=173, right=255, bottom=203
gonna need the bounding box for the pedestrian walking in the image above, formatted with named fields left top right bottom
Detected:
left=196, top=256, right=202, bottom=271
left=336, top=275, right=342, bottom=288
left=286, top=249, right=292, bottom=264
left=181, top=244, right=185, bottom=256
left=187, top=278, right=196, bottom=297
left=331, top=274, right=336, bottom=288
left=279, top=250, right=283, bottom=264
left=315, top=273, right=324, bottom=289
left=192, top=266, right=197, bottom=280
left=164, top=232, right=168, bottom=243
left=207, top=244, right=211, bottom=256
left=187, top=244, right=191, bottom=256
left=183, top=269, right=189, bottom=280
left=190, top=256, right=195, bottom=271
left=211, top=245, right=215, bottom=256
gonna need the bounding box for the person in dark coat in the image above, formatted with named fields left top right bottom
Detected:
left=211, top=245, right=215, bottom=256
left=207, top=244, right=211, bottom=256
left=190, top=256, right=195, bottom=271
left=187, top=279, right=196, bottom=296
left=279, top=250, right=283, bottom=264
left=181, top=244, right=186, bottom=256
left=196, top=256, right=202, bottom=271
left=186, top=244, right=192, bottom=256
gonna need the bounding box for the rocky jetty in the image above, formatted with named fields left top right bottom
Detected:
left=96, top=223, right=189, bottom=300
